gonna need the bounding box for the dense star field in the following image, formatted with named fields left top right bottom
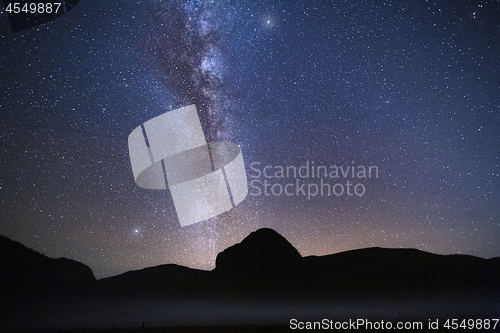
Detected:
left=1, top=0, right=499, bottom=279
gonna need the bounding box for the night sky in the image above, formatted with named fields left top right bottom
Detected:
left=1, top=0, right=499, bottom=279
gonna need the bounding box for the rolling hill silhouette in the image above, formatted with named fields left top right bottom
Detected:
left=1, top=229, right=499, bottom=331
left=0, top=235, right=95, bottom=295
left=98, top=228, right=499, bottom=298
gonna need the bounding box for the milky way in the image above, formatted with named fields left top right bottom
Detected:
left=143, top=0, right=231, bottom=142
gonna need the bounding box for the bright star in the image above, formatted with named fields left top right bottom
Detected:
left=263, top=16, right=274, bottom=28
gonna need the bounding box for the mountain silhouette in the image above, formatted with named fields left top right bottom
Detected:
left=0, top=235, right=95, bottom=293
left=1, top=229, right=499, bottom=331
left=2, top=230, right=498, bottom=297
left=215, top=228, right=301, bottom=270
left=98, top=228, right=499, bottom=300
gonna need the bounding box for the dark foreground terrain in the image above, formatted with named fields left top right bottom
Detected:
left=1, top=229, right=499, bottom=332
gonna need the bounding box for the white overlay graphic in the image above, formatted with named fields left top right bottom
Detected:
left=128, top=105, right=248, bottom=227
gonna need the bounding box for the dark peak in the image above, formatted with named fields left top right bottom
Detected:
left=100, top=263, right=206, bottom=282
left=0, top=234, right=49, bottom=264
left=215, top=228, right=301, bottom=270
left=0, top=234, right=96, bottom=287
